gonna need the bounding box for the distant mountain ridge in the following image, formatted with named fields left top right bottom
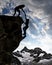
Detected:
left=21, top=46, right=29, bottom=52
left=13, top=47, right=52, bottom=64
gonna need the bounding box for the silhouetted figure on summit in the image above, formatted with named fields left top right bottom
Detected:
left=13, top=4, right=26, bottom=16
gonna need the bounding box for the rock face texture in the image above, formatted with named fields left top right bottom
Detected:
left=0, top=15, right=29, bottom=65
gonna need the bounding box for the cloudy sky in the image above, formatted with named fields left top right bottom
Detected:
left=0, top=0, right=52, bottom=53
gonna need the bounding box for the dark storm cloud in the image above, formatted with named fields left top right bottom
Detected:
left=31, top=0, right=52, bottom=15
left=31, top=0, right=52, bottom=35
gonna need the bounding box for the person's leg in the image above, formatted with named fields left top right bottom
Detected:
left=13, top=9, right=20, bottom=16
left=18, top=10, right=20, bottom=16
left=22, top=9, right=26, bottom=19
left=13, top=9, right=16, bottom=16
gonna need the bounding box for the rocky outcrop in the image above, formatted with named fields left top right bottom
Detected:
left=0, top=15, right=29, bottom=65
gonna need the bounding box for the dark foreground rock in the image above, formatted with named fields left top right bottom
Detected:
left=0, top=15, right=29, bottom=65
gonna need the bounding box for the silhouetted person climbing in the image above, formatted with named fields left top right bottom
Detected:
left=13, top=4, right=26, bottom=17
left=23, top=19, right=29, bottom=38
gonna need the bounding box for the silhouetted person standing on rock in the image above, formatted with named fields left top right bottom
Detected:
left=13, top=4, right=26, bottom=17
left=0, top=4, right=29, bottom=65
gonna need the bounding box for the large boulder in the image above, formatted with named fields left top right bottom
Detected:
left=0, top=15, right=29, bottom=65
